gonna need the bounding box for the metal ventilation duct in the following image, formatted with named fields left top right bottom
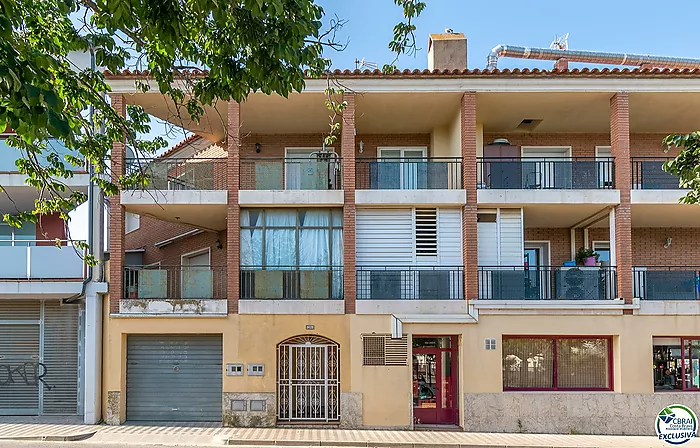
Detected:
left=486, top=44, right=700, bottom=70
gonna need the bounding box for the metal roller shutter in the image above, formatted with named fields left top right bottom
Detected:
left=0, top=300, right=80, bottom=416
left=126, top=335, right=222, bottom=422
left=43, top=302, right=79, bottom=415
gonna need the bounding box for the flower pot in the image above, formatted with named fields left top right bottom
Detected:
left=584, top=256, right=597, bottom=267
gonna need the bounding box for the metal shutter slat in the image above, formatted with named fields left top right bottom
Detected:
left=127, top=335, right=222, bottom=422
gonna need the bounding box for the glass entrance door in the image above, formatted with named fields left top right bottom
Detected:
left=412, top=336, right=458, bottom=425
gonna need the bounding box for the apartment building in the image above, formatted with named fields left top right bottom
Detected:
left=101, top=33, right=700, bottom=435
left=0, top=132, right=106, bottom=423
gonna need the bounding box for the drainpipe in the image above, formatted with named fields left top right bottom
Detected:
left=66, top=45, right=97, bottom=301
left=486, top=44, right=700, bottom=70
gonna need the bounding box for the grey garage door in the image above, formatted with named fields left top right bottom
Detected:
left=126, top=335, right=222, bottom=422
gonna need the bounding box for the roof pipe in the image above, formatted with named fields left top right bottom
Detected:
left=486, top=44, right=700, bottom=70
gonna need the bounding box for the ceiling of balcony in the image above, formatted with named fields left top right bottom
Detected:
left=477, top=92, right=700, bottom=134
left=632, top=204, right=700, bottom=227
left=126, top=90, right=700, bottom=142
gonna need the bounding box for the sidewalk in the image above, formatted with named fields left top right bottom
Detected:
left=1, top=421, right=699, bottom=447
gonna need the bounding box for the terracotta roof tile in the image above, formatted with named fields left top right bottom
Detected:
left=157, top=134, right=201, bottom=159
left=103, top=67, right=700, bottom=79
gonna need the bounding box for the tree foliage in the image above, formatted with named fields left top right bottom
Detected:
left=662, top=133, right=700, bottom=203
left=0, top=0, right=425, bottom=240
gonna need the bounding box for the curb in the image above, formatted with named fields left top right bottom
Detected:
left=224, top=439, right=576, bottom=448
left=0, top=431, right=97, bottom=442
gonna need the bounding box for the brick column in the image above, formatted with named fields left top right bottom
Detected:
left=461, top=92, right=479, bottom=301
left=227, top=101, right=241, bottom=314
left=109, top=94, right=126, bottom=314
left=610, top=92, right=633, bottom=306
left=341, top=93, right=356, bottom=314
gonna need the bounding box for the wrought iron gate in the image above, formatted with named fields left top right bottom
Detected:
left=277, top=335, right=339, bottom=422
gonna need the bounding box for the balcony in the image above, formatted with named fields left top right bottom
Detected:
left=120, top=265, right=227, bottom=315
left=631, top=158, right=682, bottom=190
left=477, top=157, right=619, bottom=207
left=355, top=266, right=466, bottom=314
left=238, top=157, right=344, bottom=206
left=238, top=266, right=343, bottom=314
left=634, top=267, right=699, bottom=300
left=0, top=138, right=86, bottom=173
left=477, top=266, right=617, bottom=301
left=355, top=158, right=465, bottom=206
left=0, top=242, right=84, bottom=280
left=121, top=157, right=228, bottom=230
left=478, top=157, right=615, bottom=190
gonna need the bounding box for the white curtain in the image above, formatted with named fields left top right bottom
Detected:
left=299, top=210, right=330, bottom=268
left=265, top=210, right=296, bottom=268
left=332, top=228, right=344, bottom=298
left=240, top=210, right=262, bottom=267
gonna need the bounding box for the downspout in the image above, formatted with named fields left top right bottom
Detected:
left=65, top=45, right=96, bottom=301
left=486, top=44, right=700, bottom=70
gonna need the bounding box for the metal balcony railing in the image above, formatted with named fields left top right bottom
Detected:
left=240, top=266, right=343, bottom=300
left=634, top=267, right=700, bottom=300
left=355, top=157, right=462, bottom=190
left=478, top=266, right=617, bottom=300
left=631, top=157, right=683, bottom=189
left=123, top=265, right=227, bottom=300
left=239, top=157, right=343, bottom=190
left=356, top=266, right=464, bottom=300
left=125, top=157, right=227, bottom=190
left=477, top=157, right=615, bottom=189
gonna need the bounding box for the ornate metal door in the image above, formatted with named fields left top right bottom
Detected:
left=277, top=335, right=339, bottom=422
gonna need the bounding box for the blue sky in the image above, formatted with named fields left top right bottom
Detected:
left=72, top=0, right=700, bottom=240
left=317, top=0, right=700, bottom=71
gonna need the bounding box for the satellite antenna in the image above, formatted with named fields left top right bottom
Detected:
left=354, top=58, right=379, bottom=70
left=550, top=33, right=569, bottom=51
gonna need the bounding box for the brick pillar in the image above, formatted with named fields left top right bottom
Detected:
left=342, top=93, right=356, bottom=314
left=610, top=92, right=633, bottom=306
left=109, top=94, right=126, bottom=314
left=227, top=101, right=241, bottom=314
left=461, top=92, right=479, bottom=301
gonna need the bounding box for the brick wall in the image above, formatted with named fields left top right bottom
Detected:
left=462, top=93, right=478, bottom=300
left=632, top=228, right=700, bottom=266
left=342, top=93, right=356, bottom=314
left=524, top=228, right=573, bottom=267
left=483, top=133, right=675, bottom=158
left=228, top=101, right=241, bottom=313
left=109, top=94, right=126, bottom=314
left=125, top=215, right=225, bottom=266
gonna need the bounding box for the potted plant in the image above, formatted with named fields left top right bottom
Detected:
left=575, top=247, right=599, bottom=267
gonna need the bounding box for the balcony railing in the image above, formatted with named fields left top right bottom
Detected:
left=0, top=138, right=86, bottom=172
left=240, top=266, right=343, bottom=300
left=240, top=157, right=343, bottom=190
left=356, top=266, right=463, bottom=300
left=356, top=157, right=462, bottom=190
left=123, top=265, right=227, bottom=300
left=631, top=157, right=683, bottom=189
left=634, top=267, right=700, bottom=300
left=478, top=266, right=617, bottom=300
left=0, top=241, right=84, bottom=279
left=477, top=157, right=615, bottom=189
left=125, top=157, right=227, bottom=190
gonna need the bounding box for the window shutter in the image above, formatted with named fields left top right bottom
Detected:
left=362, top=335, right=385, bottom=366
left=415, top=208, right=437, bottom=257
left=362, top=334, right=408, bottom=366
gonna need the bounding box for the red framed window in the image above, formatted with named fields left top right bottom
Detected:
left=682, top=338, right=700, bottom=390
left=502, top=336, right=613, bottom=391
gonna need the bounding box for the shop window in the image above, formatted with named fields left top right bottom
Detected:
left=654, top=337, right=700, bottom=391
left=502, top=336, right=612, bottom=391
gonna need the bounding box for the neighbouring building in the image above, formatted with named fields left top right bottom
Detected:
left=0, top=130, right=107, bottom=423
left=101, top=32, right=700, bottom=435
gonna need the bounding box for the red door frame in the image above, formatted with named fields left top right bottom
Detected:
left=412, top=336, right=459, bottom=425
